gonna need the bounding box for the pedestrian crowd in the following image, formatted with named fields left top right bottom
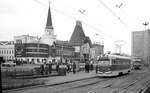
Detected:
left=38, top=59, right=95, bottom=76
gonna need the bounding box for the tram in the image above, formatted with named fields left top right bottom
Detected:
left=96, top=54, right=131, bottom=76
left=132, top=58, right=142, bottom=70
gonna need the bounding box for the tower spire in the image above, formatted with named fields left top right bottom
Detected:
left=46, top=1, right=53, bottom=29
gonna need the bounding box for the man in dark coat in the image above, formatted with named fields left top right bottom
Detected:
left=90, top=63, right=93, bottom=71
left=56, top=62, right=59, bottom=72
left=85, top=62, right=87, bottom=72
left=72, top=62, right=76, bottom=74
left=40, top=64, right=44, bottom=75
left=87, top=63, right=90, bottom=73
left=67, top=63, right=70, bottom=73
left=48, top=61, right=52, bottom=74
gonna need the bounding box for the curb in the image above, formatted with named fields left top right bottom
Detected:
left=14, top=73, right=59, bottom=79
left=44, top=75, right=98, bottom=86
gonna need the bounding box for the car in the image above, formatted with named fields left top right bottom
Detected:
left=2, top=61, right=16, bottom=67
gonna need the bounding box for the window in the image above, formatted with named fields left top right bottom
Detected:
left=112, top=59, right=116, bottom=64
left=16, top=39, right=22, bottom=44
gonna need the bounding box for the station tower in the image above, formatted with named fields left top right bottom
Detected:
left=40, top=3, right=56, bottom=45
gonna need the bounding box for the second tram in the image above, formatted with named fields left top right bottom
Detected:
left=96, top=54, right=131, bottom=76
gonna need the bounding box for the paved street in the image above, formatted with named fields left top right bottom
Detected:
left=4, top=68, right=150, bottom=93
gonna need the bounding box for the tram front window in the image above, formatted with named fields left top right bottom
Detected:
left=98, top=59, right=110, bottom=66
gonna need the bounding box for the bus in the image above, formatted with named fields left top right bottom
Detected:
left=96, top=54, right=131, bottom=76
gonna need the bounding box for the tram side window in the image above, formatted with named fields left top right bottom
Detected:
left=112, top=59, right=116, bottom=64
left=112, top=59, right=120, bottom=65
left=116, top=59, right=120, bottom=65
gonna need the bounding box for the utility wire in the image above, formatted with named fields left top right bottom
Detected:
left=98, top=0, right=131, bottom=31
left=33, top=0, right=115, bottom=40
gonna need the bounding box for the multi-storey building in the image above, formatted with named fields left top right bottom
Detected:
left=132, top=29, right=150, bottom=64
left=14, top=3, right=75, bottom=64
left=0, top=41, right=15, bottom=61
left=49, top=40, right=75, bottom=62
left=90, top=43, right=104, bottom=60
left=15, top=43, right=49, bottom=64
left=14, top=35, right=39, bottom=44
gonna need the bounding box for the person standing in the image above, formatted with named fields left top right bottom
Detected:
left=45, top=64, right=49, bottom=75
left=48, top=61, right=52, bottom=74
left=67, top=63, right=70, bottom=73
left=90, top=63, right=93, bottom=71
left=56, top=62, right=59, bottom=72
left=85, top=62, right=87, bottom=72
left=87, top=62, right=90, bottom=73
left=73, top=62, right=76, bottom=74
left=40, top=64, right=44, bottom=75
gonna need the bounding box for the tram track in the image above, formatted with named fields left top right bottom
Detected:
left=85, top=72, right=149, bottom=93
left=53, top=73, right=132, bottom=93
left=4, top=70, right=150, bottom=93
left=136, top=79, right=150, bottom=93
left=45, top=70, right=149, bottom=93
left=112, top=72, right=150, bottom=93
left=86, top=74, right=130, bottom=93
left=3, top=76, right=102, bottom=93
left=43, top=77, right=111, bottom=93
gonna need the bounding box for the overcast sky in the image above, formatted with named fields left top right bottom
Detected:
left=0, top=0, right=150, bottom=54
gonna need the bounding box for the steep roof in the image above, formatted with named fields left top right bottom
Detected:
left=84, top=36, right=92, bottom=47
left=45, top=4, right=53, bottom=29
left=69, top=20, right=86, bottom=46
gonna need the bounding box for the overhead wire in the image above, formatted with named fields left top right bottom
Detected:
left=98, top=0, right=131, bottom=31
left=33, top=0, right=116, bottom=40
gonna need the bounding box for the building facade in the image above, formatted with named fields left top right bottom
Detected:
left=69, top=20, right=92, bottom=62
left=90, top=43, right=104, bottom=60
left=14, top=35, right=39, bottom=44
left=0, top=41, right=15, bottom=61
left=48, top=41, right=75, bottom=62
left=132, top=29, right=150, bottom=64
left=15, top=43, right=49, bottom=64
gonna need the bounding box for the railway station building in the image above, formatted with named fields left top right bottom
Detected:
left=69, top=20, right=92, bottom=62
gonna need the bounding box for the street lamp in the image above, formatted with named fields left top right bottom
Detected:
left=61, top=41, right=64, bottom=63
left=143, top=22, right=149, bottom=30
left=142, top=21, right=149, bottom=67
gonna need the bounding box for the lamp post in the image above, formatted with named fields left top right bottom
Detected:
left=37, top=37, right=41, bottom=63
left=61, top=41, right=64, bottom=63
left=142, top=21, right=149, bottom=68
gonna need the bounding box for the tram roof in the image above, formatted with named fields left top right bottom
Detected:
left=103, top=54, right=131, bottom=59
